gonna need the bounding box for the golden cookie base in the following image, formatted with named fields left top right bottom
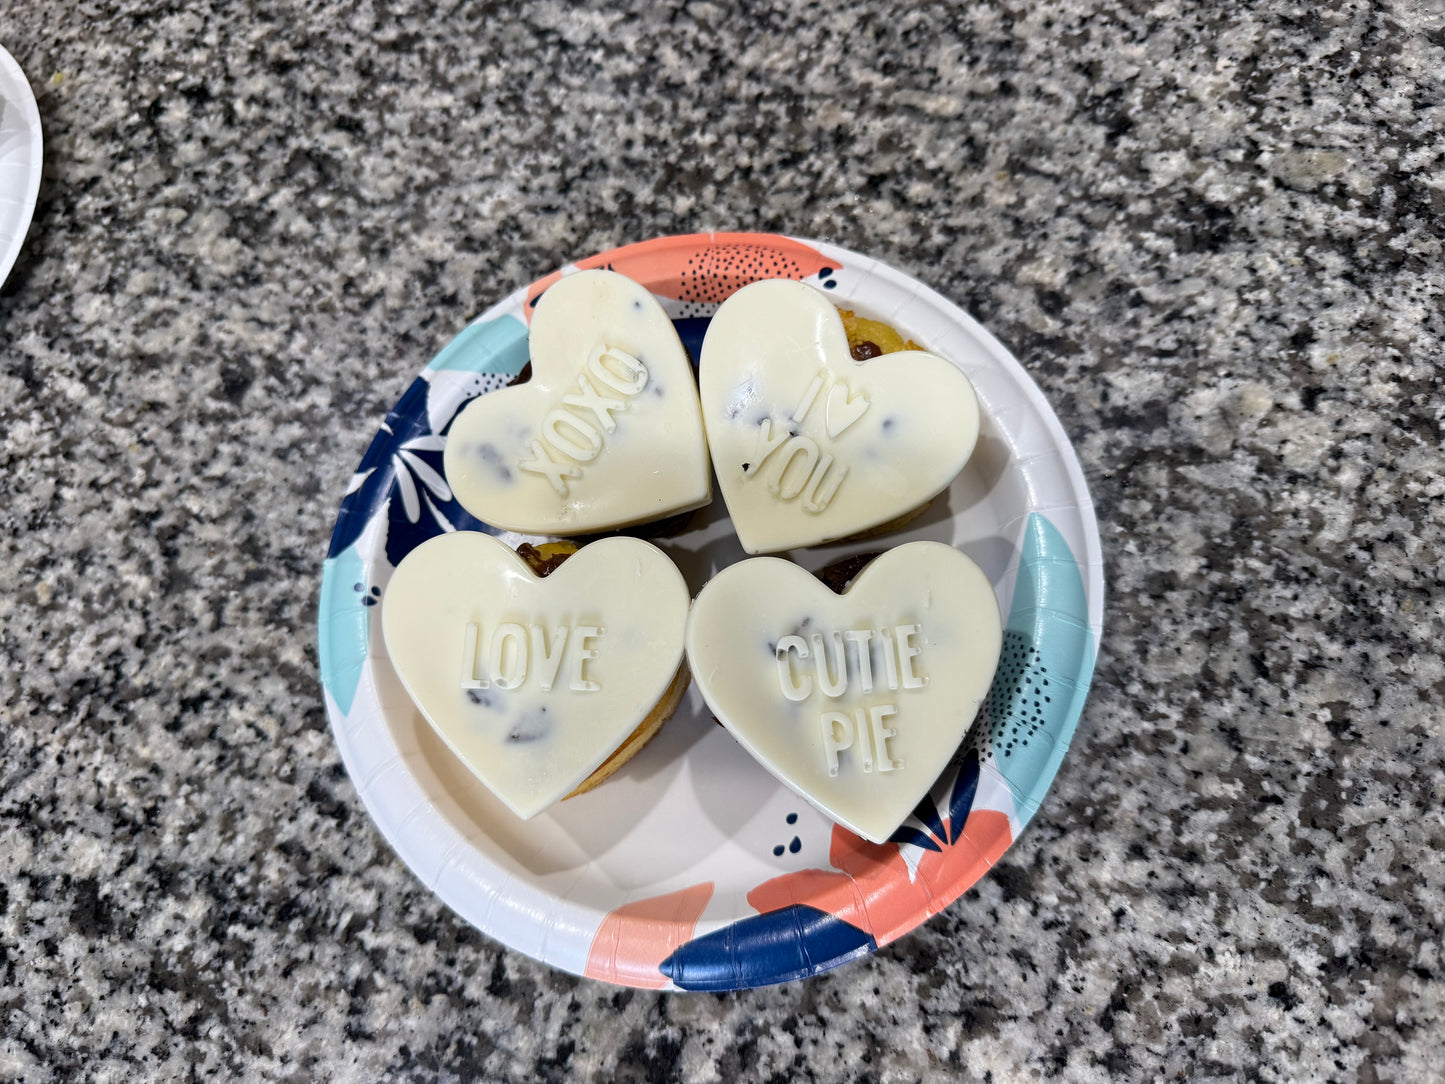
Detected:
left=564, top=659, right=691, bottom=799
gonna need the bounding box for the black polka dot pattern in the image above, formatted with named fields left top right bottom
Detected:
left=679, top=245, right=808, bottom=306
left=975, top=630, right=1053, bottom=760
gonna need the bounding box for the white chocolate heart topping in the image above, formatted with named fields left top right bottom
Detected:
left=699, top=279, right=980, bottom=553
left=444, top=269, right=711, bottom=534
left=382, top=533, right=690, bottom=819
left=684, top=542, right=1002, bottom=843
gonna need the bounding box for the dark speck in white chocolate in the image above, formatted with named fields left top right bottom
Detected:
left=507, top=705, right=552, bottom=743
left=475, top=442, right=512, bottom=482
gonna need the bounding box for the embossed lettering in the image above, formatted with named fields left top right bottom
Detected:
left=460, top=621, right=603, bottom=693
left=897, top=624, right=927, bottom=689
left=776, top=624, right=928, bottom=706
left=569, top=626, right=603, bottom=691
left=820, top=711, right=854, bottom=777
left=588, top=346, right=649, bottom=396
left=532, top=625, right=569, bottom=692
left=776, top=635, right=811, bottom=701
left=461, top=622, right=486, bottom=689
left=782, top=621, right=926, bottom=774
left=772, top=437, right=821, bottom=500
left=562, top=373, right=627, bottom=433
left=519, top=440, right=582, bottom=496
left=744, top=417, right=789, bottom=478
left=800, top=454, right=847, bottom=514
left=824, top=381, right=870, bottom=438
left=791, top=373, right=824, bottom=424
left=516, top=345, right=652, bottom=495
left=819, top=704, right=900, bottom=775
left=544, top=409, right=603, bottom=462
left=843, top=629, right=874, bottom=693
left=741, top=371, right=871, bottom=514
left=867, top=704, right=900, bottom=771
left=809, top=631, right=848, bottom=698
left=851, top=708, right=875, bottom=772
left=879, top=627, right=900, bottom=691
left=489, top=623, right=529, bottom=689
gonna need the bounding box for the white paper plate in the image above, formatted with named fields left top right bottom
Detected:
left=318, top=234, right=1104, bottom=991
left=0, top=45, right=41, bottom=289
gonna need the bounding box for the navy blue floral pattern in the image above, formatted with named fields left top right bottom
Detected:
left=326, top=375, right=497, bottom=565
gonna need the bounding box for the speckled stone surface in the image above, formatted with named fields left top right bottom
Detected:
left=1, top=1, right=1442, bottom=1079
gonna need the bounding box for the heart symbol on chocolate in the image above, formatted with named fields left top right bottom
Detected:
left=444, top=269, right=711, bottom=534
left=685, top=541, right=1002, bottom=843
left=382, top=532, right=690, bottom=819
left=699, top=279, right=981, bottom=554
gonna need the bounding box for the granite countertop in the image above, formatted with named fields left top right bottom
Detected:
left=2, top=1, right=1442, bottom=1079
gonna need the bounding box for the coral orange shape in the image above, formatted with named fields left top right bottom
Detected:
left=524, top=233, right=834, bottom=318
left=746, top=809, right=1012, bottom=947
left=584, top=882, right=715, bottom=988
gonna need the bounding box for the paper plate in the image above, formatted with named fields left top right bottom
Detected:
left=318, top=234, right=1104, bottom=991
left=0, top=45, right=41, bottom=289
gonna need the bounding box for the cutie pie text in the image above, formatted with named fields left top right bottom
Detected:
left=774, top=625, right=929, bottom=775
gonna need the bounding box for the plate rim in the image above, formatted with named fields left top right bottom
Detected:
left=0, top=44, right=43, bottom=290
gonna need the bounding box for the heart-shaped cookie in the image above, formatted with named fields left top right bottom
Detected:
left=685, top=542, right=1002, bottom=843
left=443, top=269, right=711, bottom=534
left=382, top=532, right=690, bottom=819
left=699, top=279, right=980, bottom=553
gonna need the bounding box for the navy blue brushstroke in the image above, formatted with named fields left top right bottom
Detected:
left=947, top=750, right=982, bottom=845
left=672, top=317, right=711, bottom=369
left=659, top=904, right=876, bottom=991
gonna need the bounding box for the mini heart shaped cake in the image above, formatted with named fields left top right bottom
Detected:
left=685, top=542, right=1002, bottom=843
left=382, top=532, right=691, bottom=819
left=443, top=269, right=711, bottom=534
left=699, top=279, right=981, bottom=554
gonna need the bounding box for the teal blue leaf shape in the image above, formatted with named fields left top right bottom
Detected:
left=318, top=541, right=370, bottom=717
left=426, top=313, right=529, bottom=374
left=976, top=513, right=1095, bottom=825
